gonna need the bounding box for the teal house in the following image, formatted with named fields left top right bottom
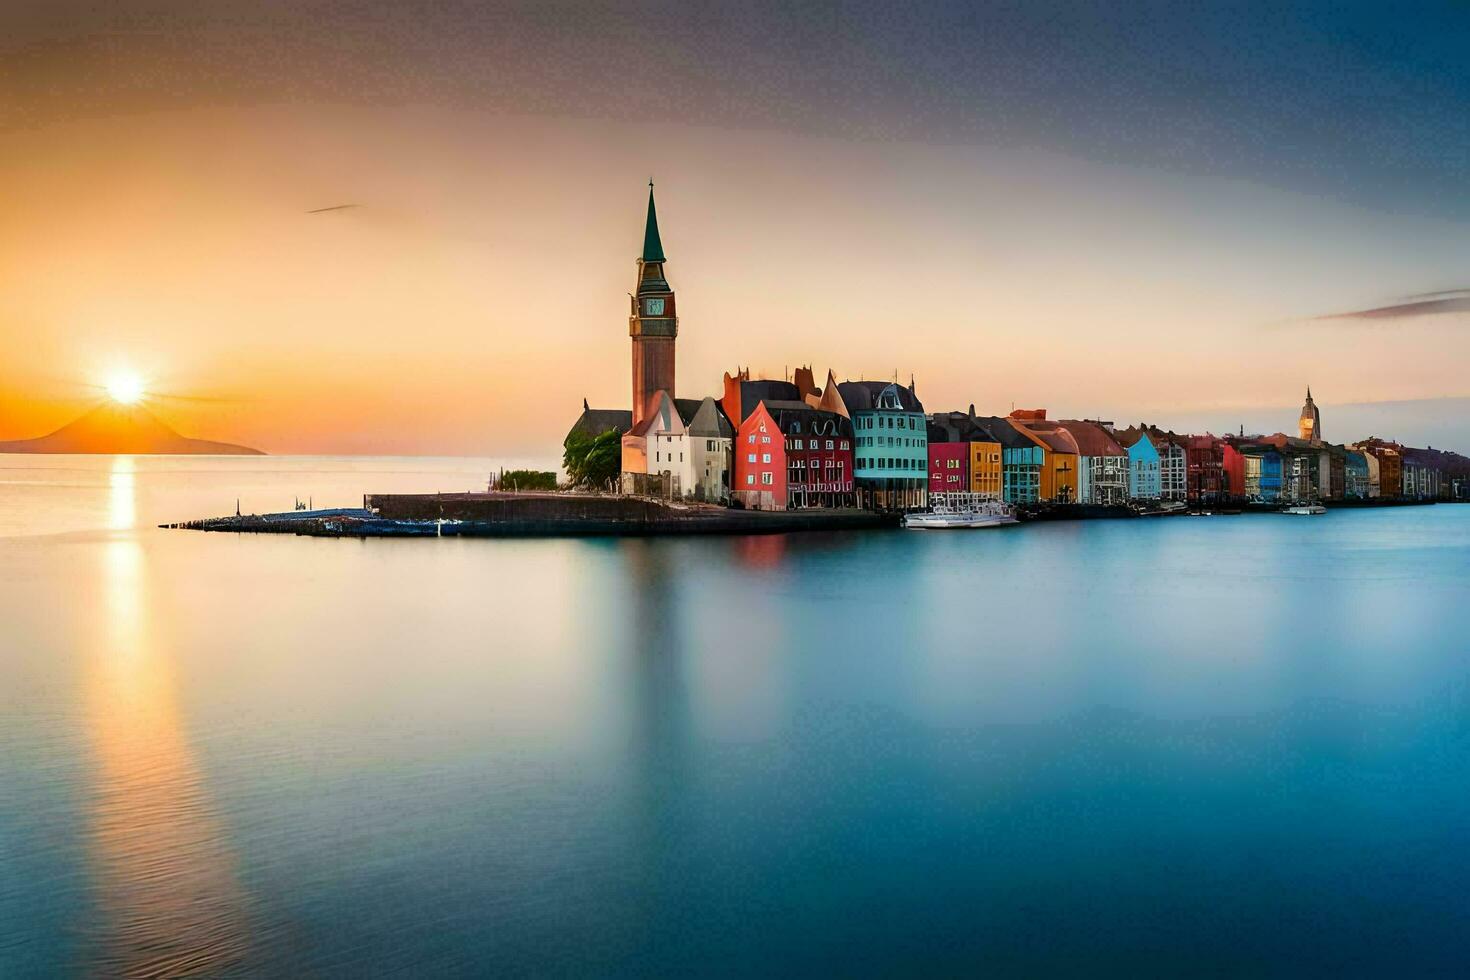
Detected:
left=978, top=416, right=1044, bottom=504
left=837, top=380, right=928, bottom=510
left=1118, top=430, right=1162, bottom=500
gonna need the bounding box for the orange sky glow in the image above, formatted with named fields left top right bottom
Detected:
left=3, top=104, right=1468, bottom=461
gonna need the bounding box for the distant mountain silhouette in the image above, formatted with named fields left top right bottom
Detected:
left=0, top=404, right=264, bottom=455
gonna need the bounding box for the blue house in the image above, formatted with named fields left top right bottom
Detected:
left=1242, top=447, right=1284, bottom=502
left=1118, top=429, right=1161, bottom=500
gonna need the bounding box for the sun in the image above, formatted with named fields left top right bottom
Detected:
left=104, top=373, right=146, bottom=405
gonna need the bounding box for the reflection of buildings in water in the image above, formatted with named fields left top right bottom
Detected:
left=620, top=542, right=695, bottom=806
left=623, top=542, right=687, bottom=738
left=731, top=530, right=864, bottom=571
left=84, top=461, right=249, bottom=977
left=733, top=534, right=787, bottom=569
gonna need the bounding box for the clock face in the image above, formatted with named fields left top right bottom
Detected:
left=644, top=297, right=665, bottom=316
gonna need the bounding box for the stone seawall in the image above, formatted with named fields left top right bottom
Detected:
left=165, top=494, right=900, bottom=537
left=364, top=492, right=898, bottom=535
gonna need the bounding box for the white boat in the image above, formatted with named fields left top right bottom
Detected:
left=903, top=493, right=1019, bottom=529
left=1281, top=504, right=1327, bottom=516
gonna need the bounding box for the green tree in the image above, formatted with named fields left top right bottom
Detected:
left=494, top=469, right=557, bottom=491
left=563, top=429, right=622, bottom=490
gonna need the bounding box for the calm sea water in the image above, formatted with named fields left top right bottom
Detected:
left=3, top=455, right=1469, bottom=976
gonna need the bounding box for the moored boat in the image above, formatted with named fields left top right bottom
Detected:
left=903, top=493, right=1019, bottom=529
left=1281, top=503, right=1327, bottom=516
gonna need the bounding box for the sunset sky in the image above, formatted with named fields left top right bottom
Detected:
left=3, top=1, right=1468, bottom=460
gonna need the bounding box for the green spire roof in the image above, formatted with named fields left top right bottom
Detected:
left=641, top=181, right=665, bottom=263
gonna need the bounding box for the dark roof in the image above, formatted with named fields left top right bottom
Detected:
left=1113, top=424, right=1186, bottom=451
left=673, top=398, right=703, bottom=424
left=735, top=380, right=802, bottom=420
left=642, top=183, right=665, bottom=263
left=762, top=401, right=854, bottom=438
left=565, top=407, right=631, bottom=442
left=1057, top=420, right=1126, bottom=457
left=1401, top=446, right=1456, bottom=470
left=927, top=412, right=996, bottom=444
left=835, top=380, right=925, bottom=414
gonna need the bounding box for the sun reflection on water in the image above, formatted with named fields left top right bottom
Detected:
left=84, top=458, right=250, bottom=976
left=108, top=456, right=136, bottom=531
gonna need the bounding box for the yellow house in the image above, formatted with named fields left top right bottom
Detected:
left=969, top=439, right=1003, bottom=499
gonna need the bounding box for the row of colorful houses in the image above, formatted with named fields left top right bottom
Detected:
left=569, top=185, right=1470, bottom=512
left=577, top=374, right=1470, bottom=511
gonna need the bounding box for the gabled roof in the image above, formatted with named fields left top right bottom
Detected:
left=813, top=370, right=849, bottom=416
left=684, top=396, right=733, bottom=438
left=642, top=182, right=665, bottom=263
left=1057, top=420, right=1126, bottom=457
left=566, top=405, right=632, bottom=442
left=629, top=390, right=686, bottom=437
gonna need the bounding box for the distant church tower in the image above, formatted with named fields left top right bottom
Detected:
left=629, top=182, right=677, bottom=428
left=1299, top=387, right=1322, bottom=444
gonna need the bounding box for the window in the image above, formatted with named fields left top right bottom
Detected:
left=792, top=422, right=801, bottom=433
left=747, top=453, right=756, bottom=463
left=748, top=434, right=755, bottom=444
left=746, top=475, right=754, bottom=485
left=679, top=453, right=683, bottom=462
left=762, top=453, right=771, bottom=464
left=841, top=441, right=849, bottom=450
left=762, top=435, right=770, bottom=443
left=810, top=439, right=818, bottom=450
left=826, top=440, right=834, bottom=450
left=761, top=472, right=773, bottom=485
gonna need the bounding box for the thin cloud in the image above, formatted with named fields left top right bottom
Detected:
left=1318, top=289, right=1470, bottom=321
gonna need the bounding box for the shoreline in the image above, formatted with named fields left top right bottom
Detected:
left=160, top=492, right=1449, bottom=538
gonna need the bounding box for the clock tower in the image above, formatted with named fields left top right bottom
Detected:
left=630, top=181, right=677, bottom=428
left=1299, top=386, right=1322, bottom=444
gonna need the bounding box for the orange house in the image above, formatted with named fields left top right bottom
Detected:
left=1007, top=410, right=1080, bottom=503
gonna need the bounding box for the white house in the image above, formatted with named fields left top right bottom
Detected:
left=621, top=390, right=695, bottom=497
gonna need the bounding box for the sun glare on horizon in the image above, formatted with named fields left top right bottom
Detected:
left=105, top=373, right=146, bottom=405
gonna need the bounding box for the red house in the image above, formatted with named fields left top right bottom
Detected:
left=1186, top=434, right=1227, bottom=504
left=1221, top=440, right=1246, bottom=500
left=732, top=401, right=854, bottom=510
left=926, top=419, right=970, bottom=496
